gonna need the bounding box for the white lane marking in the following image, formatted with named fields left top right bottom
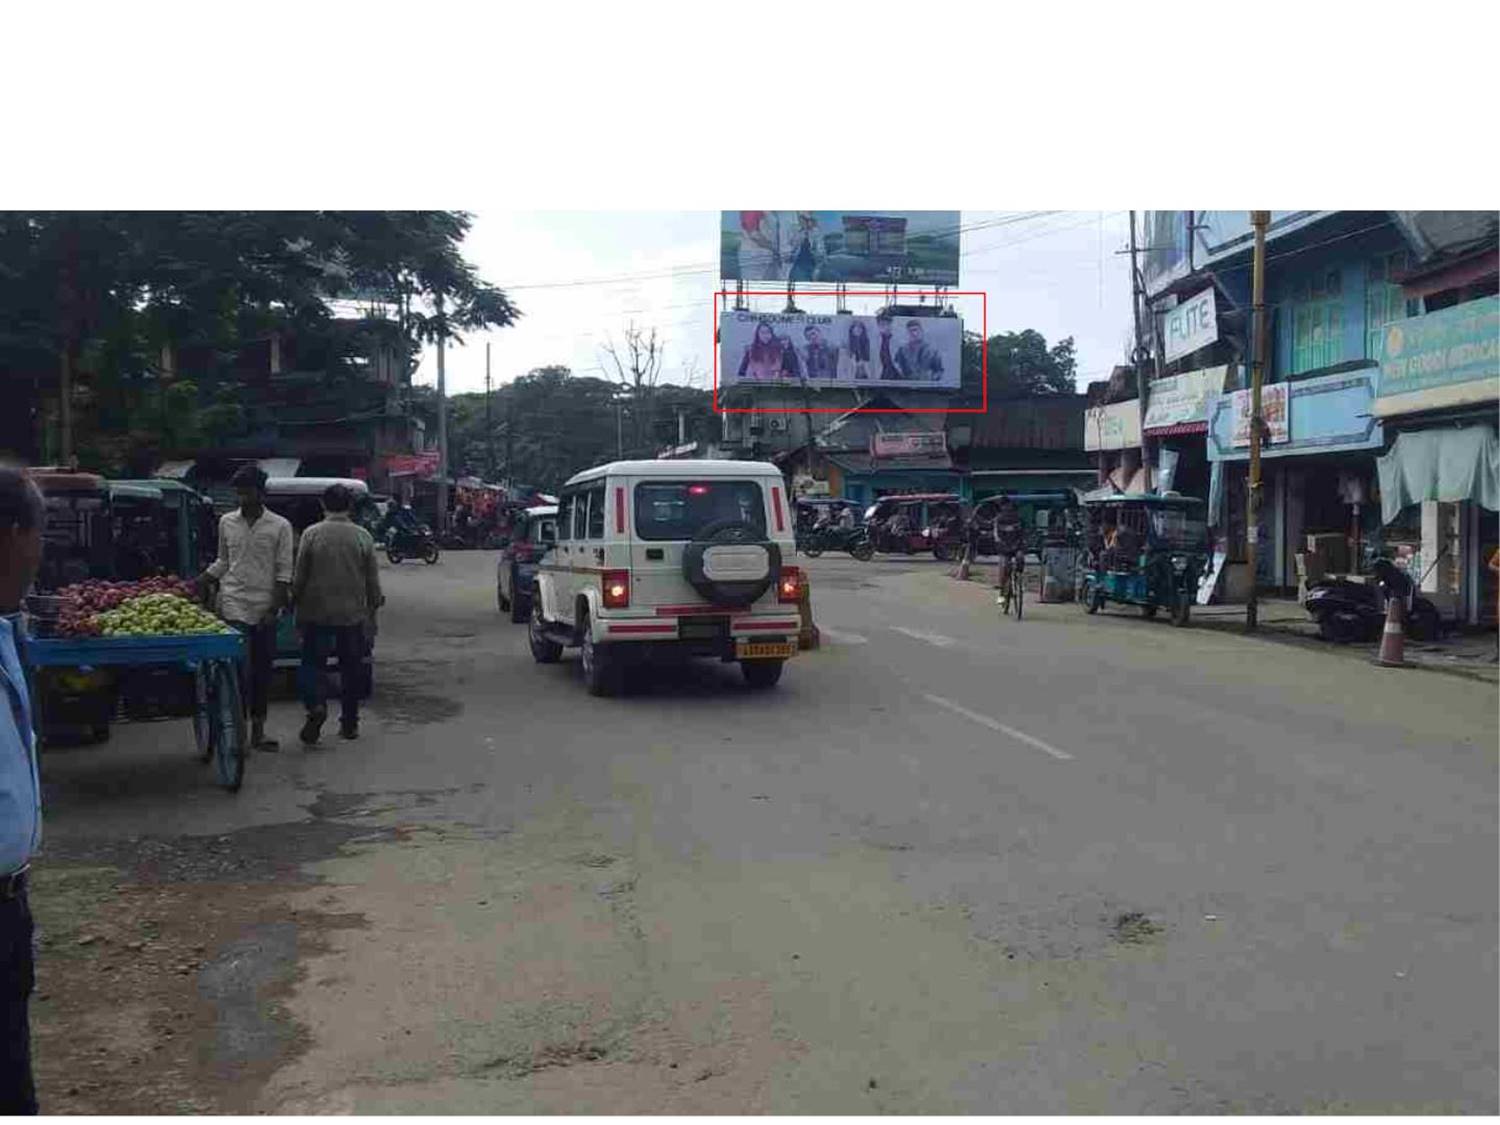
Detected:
left=818, top=627, right=869, bottom=645
left=892, top=625, right=957, bottom=648
left=921, top=693, right=1074, bottom=761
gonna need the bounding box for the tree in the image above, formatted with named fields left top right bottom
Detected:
left=600, top=323, right=664, bottom=454
left=959, top=329, right=1077, bottom=404
left=0, top=211, right=518, bottom=470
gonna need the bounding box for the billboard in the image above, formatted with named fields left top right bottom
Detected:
left=720, top=310, right=961, bottom=391
left=721, top=211, right=961, bottom=285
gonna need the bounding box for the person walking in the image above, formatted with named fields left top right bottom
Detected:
left=293, top=484, right=383, bottom=744
left=0, top=466, right=46, bottom=1115
left=198, top=465, right=293, bottom=752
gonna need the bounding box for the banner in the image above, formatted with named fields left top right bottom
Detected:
left=1162, top=287, right=1219, bottom=363
left=1083, top=399, right=1141, bottom=452
left=384, top=452, right=441, bottom=478
left=872, top=432, right=947, bottom=457
left=1229, top=383, right=1289, bottom=446
left=720, top=310, right=961, bottom=390
left=721, top=211, right=961, bottom=285
left=1142, top=365, right=1229, bottom=432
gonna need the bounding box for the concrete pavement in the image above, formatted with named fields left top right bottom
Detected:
left=30, top=549, right=1498, bottom=1114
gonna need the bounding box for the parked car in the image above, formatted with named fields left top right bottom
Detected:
left=497, top=504, right=558, bottom=623
left=529, top=460, right=802, bottom=695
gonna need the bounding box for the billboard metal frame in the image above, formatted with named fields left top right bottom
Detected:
left=713, top=290, right=987, bottom=416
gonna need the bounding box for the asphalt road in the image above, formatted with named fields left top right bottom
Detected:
left=34, top=549, right=1499, bottom=1113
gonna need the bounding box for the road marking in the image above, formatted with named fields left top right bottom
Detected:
left=921, top=693, right=1074, bottom=761
left=892, top=625, right=957, bottom=648
left=818, top=627, right=868, bottom=645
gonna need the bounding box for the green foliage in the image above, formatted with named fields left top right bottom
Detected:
left=0, top=211, right=517, bottom=465
left=960, top=329, right=1077, bottom=403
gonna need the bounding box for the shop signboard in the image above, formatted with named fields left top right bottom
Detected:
left=1374, top=295, right=1500, bottom=416
left=720, top=309, right=961, bottom=390
left=721, top=211, right=961, bottom=285
left=1162, top=287, right=1219, bottom=363
left=872, top=431, right=947, bottom=458
left=1142, top=365, right=1229, bottom=432
left=384, top=452, right=441, bottom=478
left=1207, top=369, right=1383, bottom=462
left=1083, top=399, right=1141, bottom=452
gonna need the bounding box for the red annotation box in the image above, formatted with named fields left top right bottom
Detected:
left=712, top=290, right=987, bottom=414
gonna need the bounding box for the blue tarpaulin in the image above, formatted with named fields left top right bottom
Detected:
left=1377, top=424, right=1500, bottom=524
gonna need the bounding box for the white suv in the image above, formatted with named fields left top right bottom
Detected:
left=529, top=460, right=803, bottom=695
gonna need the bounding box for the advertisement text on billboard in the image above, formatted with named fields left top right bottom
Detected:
left=720, top=310, right=962, bottom=391
left=721, top=211, right=961, bottom=286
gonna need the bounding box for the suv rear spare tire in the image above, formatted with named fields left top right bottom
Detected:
left=682, top=519, right=780, bottom=608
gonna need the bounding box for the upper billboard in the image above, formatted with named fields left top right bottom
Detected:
left=721, top=211, right=961, bottom=286
left=720, top=310, right=961, bottom=390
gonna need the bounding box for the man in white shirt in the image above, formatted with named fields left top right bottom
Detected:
left=198, top=466, right=293, bottom=751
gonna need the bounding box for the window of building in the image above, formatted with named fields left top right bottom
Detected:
left=1290, top=268, right=1344, bottom=375
left=1366, top=250, right=1417, bottom=359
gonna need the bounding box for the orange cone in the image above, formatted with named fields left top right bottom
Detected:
left=1375, top=595, right=1407, bottom=667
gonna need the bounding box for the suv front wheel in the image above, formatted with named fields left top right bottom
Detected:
left=579, top=611, right=621, bottom=697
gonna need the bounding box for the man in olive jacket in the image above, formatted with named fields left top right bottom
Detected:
left=293, top=484, right=384, bottom=744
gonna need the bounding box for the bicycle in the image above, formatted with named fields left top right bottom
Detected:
left=995, top=550, right=1025, bottom=620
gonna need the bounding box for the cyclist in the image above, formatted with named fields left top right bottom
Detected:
left=991, top=493, right=1026, bottom=610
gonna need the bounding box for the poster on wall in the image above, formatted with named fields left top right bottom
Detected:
left=1229, top=383, right=1289, bottom=446
left=720, top=211, right=961, bottom=285
left=719, top=309, right=961, bottom=390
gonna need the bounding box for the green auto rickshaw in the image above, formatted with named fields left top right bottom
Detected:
left=1077, top=492, right=1208, bottom=627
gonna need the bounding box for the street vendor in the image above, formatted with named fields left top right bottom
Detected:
left=197, top=465, right=293, bottom=753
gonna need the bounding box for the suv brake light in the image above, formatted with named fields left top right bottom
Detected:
left=778, top=565, right=804, bottom=604
left=602, top=569, right=630, bottom=609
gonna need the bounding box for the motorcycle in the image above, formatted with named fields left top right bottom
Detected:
left=798, top=524, right=874, bottom=561
left=385, top=524, right=440, bottom=565
left=1304, top=557, right=1442, bottom=644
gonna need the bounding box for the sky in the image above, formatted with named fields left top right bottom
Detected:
left=413, top=211, right=1137, bottom=399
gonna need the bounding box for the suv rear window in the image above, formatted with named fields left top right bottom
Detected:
left=634, top=481, right=767, bottom=542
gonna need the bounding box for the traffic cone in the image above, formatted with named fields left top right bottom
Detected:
left=1375, top=595, right=1407, bottom=667
left=956, top=543, right=972, bottom=581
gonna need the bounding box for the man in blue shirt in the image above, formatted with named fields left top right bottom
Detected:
left=0, top=465, right=45, bottom=1114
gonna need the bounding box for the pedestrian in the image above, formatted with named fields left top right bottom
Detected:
left=292, top=484, right=383, bottom=744
left=0, top=465, right=46, bottom=1115
left=197, top=465, right=293, bottom=752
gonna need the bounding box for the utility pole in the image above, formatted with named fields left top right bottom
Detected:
left=677, top=406, right=685, bottom=447
left=616, top=399, right=624, bottom=459
left=1127, top=211, right=1153, bottom=492
left=1247, top=210, right=1270, bottom=632
left=435, top=290, right=449, bottom=533
left=484, top=341, right=494, bottom=481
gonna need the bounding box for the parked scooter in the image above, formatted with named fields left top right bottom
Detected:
left=1304, top=557, right=1442, bottom=643
left=385, top=524, right=440, bottom=565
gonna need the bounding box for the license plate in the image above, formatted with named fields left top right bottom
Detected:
left=736, top=640, right=796, bottom=660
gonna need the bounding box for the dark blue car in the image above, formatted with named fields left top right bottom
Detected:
left=496, top=505, right=558, bottom=623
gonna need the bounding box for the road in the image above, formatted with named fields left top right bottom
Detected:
left=32, top=549, right=1499, bottom=1114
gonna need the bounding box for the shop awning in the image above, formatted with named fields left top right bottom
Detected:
left=258, top=457, right=301, bottom=479
left=154, top=460, right=195, bottom=480
left=1377, top=424, right=1500, bottom=524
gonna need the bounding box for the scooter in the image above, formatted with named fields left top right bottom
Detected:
left=385, top=524, right=440, bottom=565
left=1304, top=558, right=1442, bottom=644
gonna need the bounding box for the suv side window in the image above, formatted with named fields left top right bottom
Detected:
left=557, top=493, right=574, bottom=541
left=586, top=484, right=606, bottom=539
left=572, top=489, right=589, bottom=540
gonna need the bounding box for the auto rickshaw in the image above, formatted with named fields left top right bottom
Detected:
left=1077, top=492, right=1208, bottom=626
left=863, top=493, right=962, bottom=555
left=123, top=479, right=217, bottom=577
left=966, top=490, right=1081, bottom=557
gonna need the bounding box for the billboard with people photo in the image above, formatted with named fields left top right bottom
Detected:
left=721, top=211, right=961, bottom=286
left=719, top=310, right=961, bottom=390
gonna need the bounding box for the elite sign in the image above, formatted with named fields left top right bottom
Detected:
left=1162, top=287, right=1219, bottom=364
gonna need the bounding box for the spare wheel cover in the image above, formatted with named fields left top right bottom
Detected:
left=682, top=519, right=780, bottom=607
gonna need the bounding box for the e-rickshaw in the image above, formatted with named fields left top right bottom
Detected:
left=1077, top=492, right=1208, bottom=626
left=863, top=493, right=963, bottom=556
left=123, top=478, right=220, bottom=577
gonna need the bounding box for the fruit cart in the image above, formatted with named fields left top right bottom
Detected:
left=25, top=631, right=248, bottom=791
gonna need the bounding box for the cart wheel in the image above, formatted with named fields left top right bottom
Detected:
left=208, top=660, right=246, bottom=793
left=193, top=664, right=213, bottom=762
